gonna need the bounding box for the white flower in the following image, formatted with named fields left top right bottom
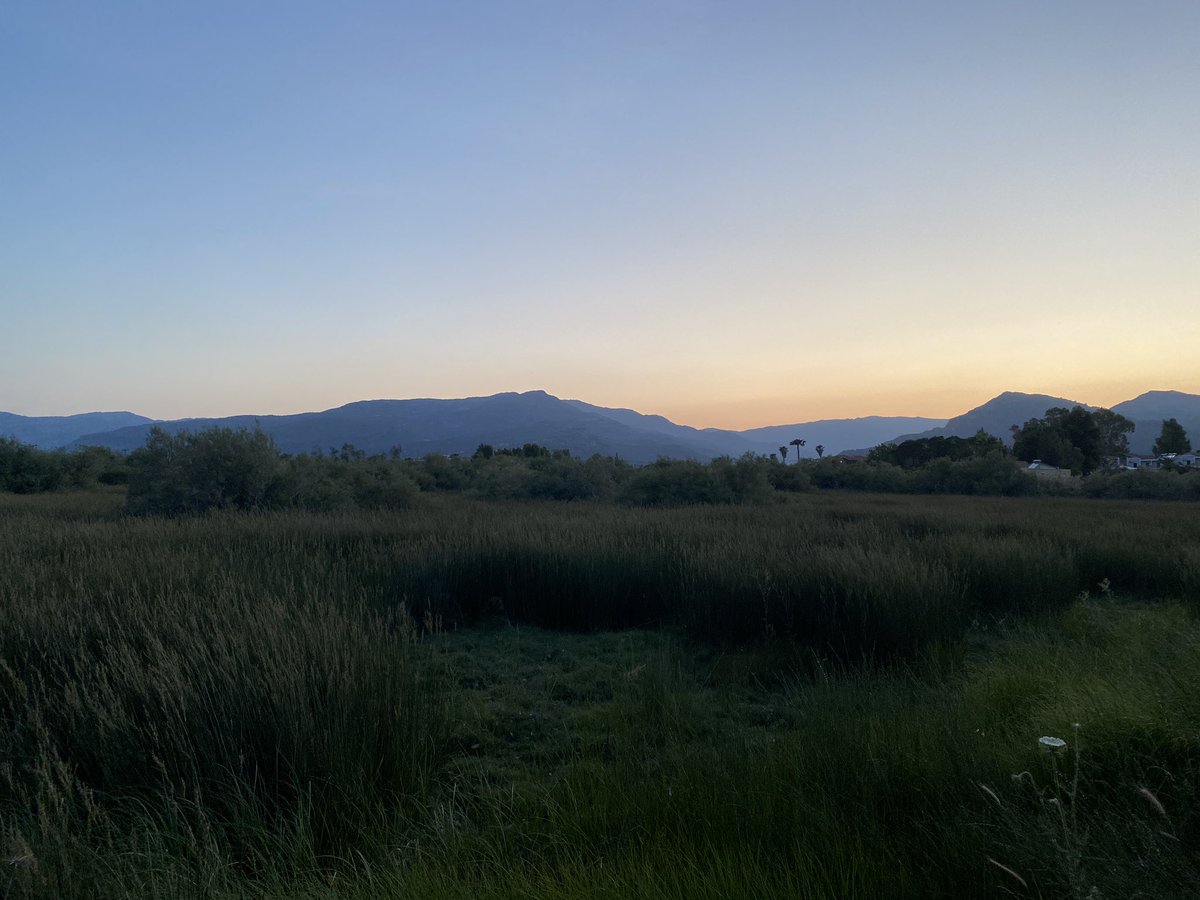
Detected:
left=1038, top=735, right=1067, bottom=752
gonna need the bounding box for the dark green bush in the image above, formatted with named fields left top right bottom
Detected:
left=127, top=426, right=283, bottom=514
left=619, top=459, right=727, bottom=506
left=125, top=428, right=419, bottom=515
left=0, top=437, right=70, bottom=493
left=270, top=452, right=418, bottom=511
left=1081, top=468, right=1200, bottom=501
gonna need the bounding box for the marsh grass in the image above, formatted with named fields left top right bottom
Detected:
left=1, top=490, right=1198, bottom=897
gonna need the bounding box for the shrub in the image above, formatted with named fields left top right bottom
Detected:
left=620, top=459, right=726, bottom=506
left=126, top=427, right=283, bottom=515
left=1081, top=468, right=1200, bottom=501
left=0, top=438, right=70, bottom=493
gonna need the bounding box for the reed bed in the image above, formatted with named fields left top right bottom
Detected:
left=1, top=489, right=1197, bottom=898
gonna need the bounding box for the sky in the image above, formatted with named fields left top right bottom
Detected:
left=2, top=1, right=1198, bottom=429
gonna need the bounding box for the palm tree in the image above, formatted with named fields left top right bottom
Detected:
left=778, top=445, right=788, bottom=463
left=790, top=438, right=805, bottom=463
left=815, top=444, right=824, bottom=458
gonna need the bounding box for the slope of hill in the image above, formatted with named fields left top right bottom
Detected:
left=878, top=392, right=1090, bottom=449
left=740, top=417, right=946, bottom=458
left=73, top=392, right=737, bottom=464
left=1112, top=391, right=1200, bottom=453
left=562, top=399, right=762, bottom=458
left=564, top=400, right=806, bottom=458
left=0, top=411, right=155, bottom=449
left=565, top=402, right=946, bottom=459
left=858, top=390, right=1200, bottom=455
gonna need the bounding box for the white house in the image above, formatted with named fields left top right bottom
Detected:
left=1123, top=455, right=1160, bottom=470
left=1121, top=453, right=1196, bottom=470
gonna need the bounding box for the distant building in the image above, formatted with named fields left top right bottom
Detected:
left=1122, top=455, right=1160, bottom=470
left=1120, top=453, right=1197, bottom=470
left=1026, top=459, right=1073, bottom=478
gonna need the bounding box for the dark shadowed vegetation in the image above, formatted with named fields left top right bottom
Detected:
left=1, top=488, right=1199, bottom=898
left=867, top=430, right=1007, bottom=467
left=5, top=422, right=1200, bottom=510
left=0, top=437, right=127, bottom=493
left=1154, top=417, right=1192, bottom=455
left=1010, top=405, right=1135, bottom=474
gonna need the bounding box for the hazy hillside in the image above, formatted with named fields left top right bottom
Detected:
left=740, top=416, right=946, bottom=458
left=868, top=390, right=1200, bottom=455
left=877, top=392, right=1091, bottom=448
left=561, top=400, right=942, bottom=459
left=562, top=399, right=762, bottom=458
left=72, top=392, right=950, bottom=463
left=73, top=392, right=732, bottom=464
left=0, top=411, right=154, bottom=449
left=1112, top=391, right=1200, bottom=453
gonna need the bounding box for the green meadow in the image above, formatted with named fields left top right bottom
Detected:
left=2, top=489, right=1198, bottom=898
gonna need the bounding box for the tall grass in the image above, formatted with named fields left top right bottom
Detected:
left=0, top=492, right=445, bottom=895
left=41, top=489, right=1180, bottom=658
left=1, top=489, right=1198, bottom=897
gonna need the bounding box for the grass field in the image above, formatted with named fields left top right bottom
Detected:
left=1, top=489, right=1198, bottom=898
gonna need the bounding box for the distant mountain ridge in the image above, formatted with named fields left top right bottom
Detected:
left=0, top=411, right=153, bottom=450
left=563, top=400, right=942, bottom=460
left=60, top=391, right=945, bottom=465
left=1112, top=391, right=1200, bottom=454
left=883, top=392, right=1094, bottom=447
left=858, top=389, right=1200, bottom=455
left=7, top=388, right=1197, bottom=462
left=739, top=417, right=948, bottom=458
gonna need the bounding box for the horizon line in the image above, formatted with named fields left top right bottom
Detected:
left=3, top=385, right=1193, bottom=433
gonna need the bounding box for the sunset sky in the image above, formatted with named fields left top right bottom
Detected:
left=3, top=1, right=1198, bottom=429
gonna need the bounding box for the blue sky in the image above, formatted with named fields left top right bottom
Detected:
left=3, top=1, right=1198, bottom=426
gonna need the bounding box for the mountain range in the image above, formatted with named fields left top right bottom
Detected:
left=866, top=390, right=1200, bottom=456
left=0, top=411, right=154, bottom=450
left=1, top=390, right=1196, bottom=463
left=1111, top=392, right=1200, bottom=454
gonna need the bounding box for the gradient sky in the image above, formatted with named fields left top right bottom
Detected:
left=3, top=1, right=1198, bottom=428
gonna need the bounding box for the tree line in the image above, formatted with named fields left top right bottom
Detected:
left=0, top=438, right=127, bottom=493
left=1010, top=406, right=1191, bottom=474
left=1, top=409, right=1195, bottom=512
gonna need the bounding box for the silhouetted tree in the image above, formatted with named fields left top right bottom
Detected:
left=815, top=444, right=825, bottom=458
left=1092, top=409, right=1135, bottom=458
left=128, top=427, right=282, bottom=514
left=870, top=433, right=1005, bottom=468
left=1012, top=406, right=1104, bottom=474
left=790, top=438, right=805, bottom=463
left=778, top=445, right=788, bottom=462
left=1153, top=418, right=1191, bottom=456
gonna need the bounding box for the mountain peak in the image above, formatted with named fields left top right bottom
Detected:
left=985, top=390, right=1086, bottom=406
left=1124, top=389, right=1193, bottom=402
